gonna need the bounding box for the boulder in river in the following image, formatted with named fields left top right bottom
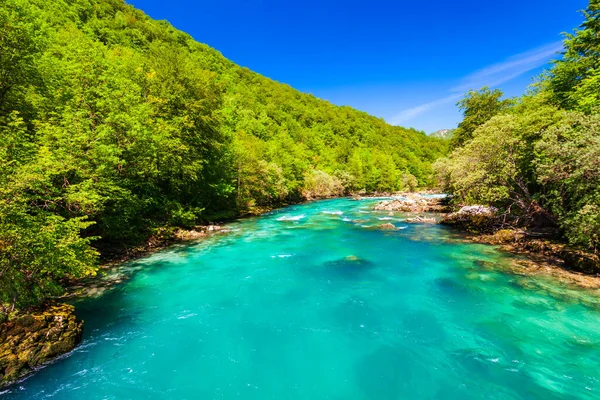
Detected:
left=376, top=223, right=398, bottom=230
left=0, top=303, right=83, bottom=387
left=440, top=205, right=498, bottom=230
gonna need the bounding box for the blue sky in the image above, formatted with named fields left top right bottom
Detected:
left=128, top=0, right=588, bottom=133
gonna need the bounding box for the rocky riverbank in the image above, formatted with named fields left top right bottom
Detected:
left=440, top=206, right=599, bottom=276
left=0, top=304, right=82, bottom=387
left=471, top=229, right=600, bottom=276
left=372, top=196, right=600, bottom=283
left=96, top=224, right=229, bottom=266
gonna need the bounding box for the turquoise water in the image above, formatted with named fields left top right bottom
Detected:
left=4, top=198, right=600, bottom=399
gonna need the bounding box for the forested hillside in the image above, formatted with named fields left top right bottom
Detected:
left=0, top=0, right=447, bottom=312
left=436, top=0, right=600, bottom=253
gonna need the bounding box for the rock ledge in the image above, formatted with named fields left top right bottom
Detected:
left=0, top=303, right=83, bottom=387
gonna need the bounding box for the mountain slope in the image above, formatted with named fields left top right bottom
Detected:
left=0, top=0, right=447, bottom=310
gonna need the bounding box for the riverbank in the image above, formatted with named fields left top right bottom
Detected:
left=469, top=230, right=600, bottom=289
left=370, top=194, right=600, bottom=289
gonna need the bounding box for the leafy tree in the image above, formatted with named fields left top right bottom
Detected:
left=0, top=6, right=42, bottom=114
left=0, top=203, right=98, bottom=315
left=303, top=170, right=345, bottom=199
left=450, top=87, right=512, bottom=149
left=536, top=113, right=600, bottom=251
left=400, top=172, right=419, bottom=192
left=549, top=0, right=600, bottom=109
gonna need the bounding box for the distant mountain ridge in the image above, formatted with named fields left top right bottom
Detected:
left=429, top=129, right=454, bottom=139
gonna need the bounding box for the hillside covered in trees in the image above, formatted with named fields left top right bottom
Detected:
left=436, top=0, right=600, bottom=254
left=0, top=0, right=447, bottom=313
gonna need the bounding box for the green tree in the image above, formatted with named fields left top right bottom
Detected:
left=536, top=113, right=600, bottom=251
left=549, top=0, right=600, bottom=109
left=0, top=203, right=98, bottom=315
left=450, top=87, right=512, bottom=149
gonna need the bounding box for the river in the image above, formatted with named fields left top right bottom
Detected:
left=4, top=198, right=600, bottom=399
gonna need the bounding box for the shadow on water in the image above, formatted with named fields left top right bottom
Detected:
left=432, top=276, right=486, bottom=303
left=72, top=286, right=143, bottom=342
left=354, top=345, right=436, bottom=399
left=398, top=310, right=447, bottom=345
left=330, top=295, right=382, bottom=336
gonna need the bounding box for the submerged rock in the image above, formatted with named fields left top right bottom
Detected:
left=377, top=223, right=398, bottom=230
left=323, top=256, right=375, bottom=278
left=0, top=303, right=83, bottom=387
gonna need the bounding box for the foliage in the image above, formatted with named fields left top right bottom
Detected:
left=399, top=172, right=419, bottom=192
left=0, top=204, right=98, bottom=313
left=536, top=113, right=600, bottom=251
left=549, top=0, right=600, bottom=110
left=449, top=87, right=513, bottom=149
left=302, top=170, right=345, bottom=199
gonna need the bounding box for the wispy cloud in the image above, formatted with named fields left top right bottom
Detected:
left=388, top=94, right=462, bottom=126
left=452, top=41, right=562, bottom=92
left=388, top=41, right=563, bottom=126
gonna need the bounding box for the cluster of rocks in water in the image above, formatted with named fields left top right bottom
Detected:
left=0, top=303, right=82, bottom=387
left=473, top=229, right=600, bottom=276
left=371, top=194, right=452, bottom=228
left=373, top=195, right=499, bottom=227
left=373, top=194, right=449, bottom=213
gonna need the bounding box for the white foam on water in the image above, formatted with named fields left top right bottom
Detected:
left=322, top=210, right=343, bottom=215
left=177, top=312, right=198, bottom=320
left=271, top=254, right=293, bottom=258
left=276, top=214, right=306, bottom=221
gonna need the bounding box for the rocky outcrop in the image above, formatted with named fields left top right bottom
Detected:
left=174, top=225, right=227, bottom=241
left=440, top=205, right=498, bottom=231
left=374, top=194, right=449, bottom=213
left=470, top=229, right=600, bottom=275
left=0, top=303, right=83, bottom=387
left=405, top=215, right=437, bottom=224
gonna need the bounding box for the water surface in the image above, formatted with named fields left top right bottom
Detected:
left=5, top=198, right=600, bottom=399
